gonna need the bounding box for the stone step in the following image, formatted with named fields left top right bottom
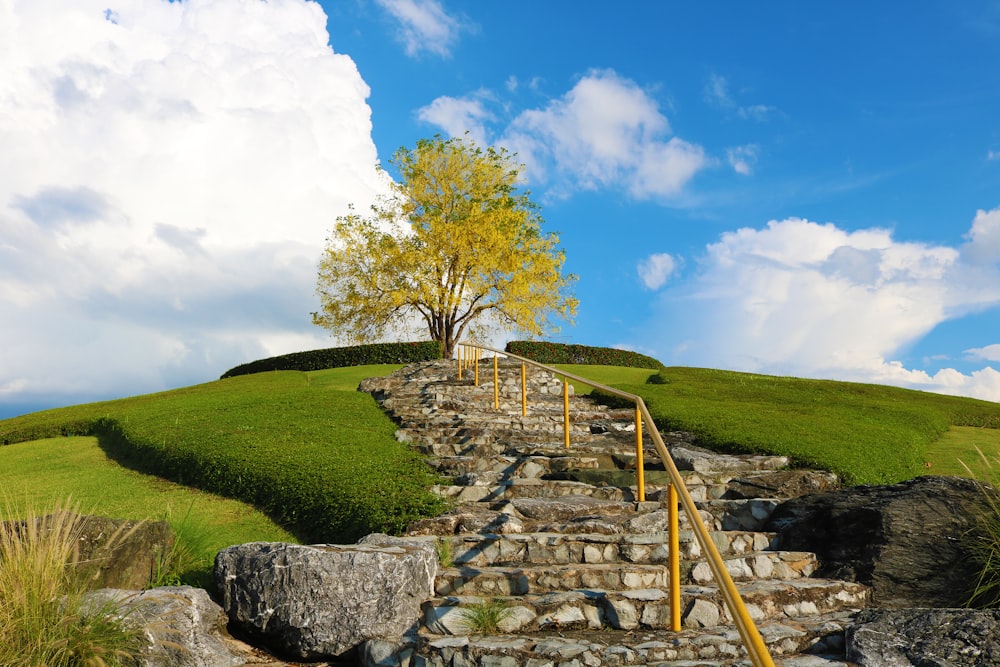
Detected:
left=363, top=613, right=857, bottom=667
left=406, top=504, right=704, bottom=537
left=434, top=546, right=817, bottom=598
left=440, top=530, right=779, bottom=567
left=405, top=496, right=778, bottom=536
left=399, top=428, right=639, bottom=453
left=431, top=479, right=633, bottom=503
left=425, top=578, right=867, bottom=634
left=435, top=563, right=672, bottom=596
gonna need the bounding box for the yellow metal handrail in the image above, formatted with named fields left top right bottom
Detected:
left=456, top=343, right=775, bottom=667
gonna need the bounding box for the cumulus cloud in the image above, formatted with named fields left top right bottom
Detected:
left=416, top=92, right=494, bottom=147
left=500, top=70, right=708, bottom=199
left=638, top=253, right=679, bottom=290
left=644, top=211, right=1000, bottom=402
left=418, top=70, right=710, bottom=200
left=375, top=0, right=469, bottom=57
left=0, top=0, right=388, bottom=412
left=963, top=207, right=1000, bottom=264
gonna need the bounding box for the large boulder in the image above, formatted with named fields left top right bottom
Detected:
left=86, top=586, right=248, bottom=667
left=847, top=608, right=1000, bottom=666
left=765, top=475, right=990, bottom=607
left=214, top=537, right=437, bottom=659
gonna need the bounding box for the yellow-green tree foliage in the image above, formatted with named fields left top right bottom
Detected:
left=313, top=135, right=577, bottom=357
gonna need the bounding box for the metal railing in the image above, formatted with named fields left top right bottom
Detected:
left=456, top=343, right=775, bottom=667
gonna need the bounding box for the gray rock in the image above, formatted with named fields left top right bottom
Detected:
left=765, top=475, right=989, bottom=607
left=724, top=469, right=841, bottom=500
left=214, top=540, right=436, bottom=659
left=847, top=608, right=1000, bottom=666
left=85, top=586, right=245, bottom=667
left=511, top=496, right=633, bottom=521
left=4, top=513, right=174, bottom=591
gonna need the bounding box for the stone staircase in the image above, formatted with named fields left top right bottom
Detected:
left=359, top=359, right=868, bottom=667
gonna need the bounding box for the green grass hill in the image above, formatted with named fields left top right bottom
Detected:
left=2, top=357, right=1000, bottom=587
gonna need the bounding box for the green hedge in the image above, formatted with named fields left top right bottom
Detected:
left=221, top=341, right=443, bottom=379
left=0, top=368, right=446, bottom=544
left=505, top=341, right=665, bottom=370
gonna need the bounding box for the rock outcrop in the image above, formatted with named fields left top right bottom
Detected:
left=765, top=475, right=989, bottom=608
left=214, top=540, right=437, bottom=659
left=847, top=608, right=1000, bottom=666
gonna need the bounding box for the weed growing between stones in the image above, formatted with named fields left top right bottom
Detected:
left=458, top=597, right=511, bottom=633
left=0, top=499, right=145, bottom=665
left=435, top=538, right=454, bottom=568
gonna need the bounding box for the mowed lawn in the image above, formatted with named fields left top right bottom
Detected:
left=0, top=435, right=296, bottom=550
left=924, top=426, right=1000, bottom=477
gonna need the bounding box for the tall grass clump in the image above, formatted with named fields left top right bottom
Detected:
left=0, top=500, right=144, bottom=666
left=961, top=449, right=1000, bottom=609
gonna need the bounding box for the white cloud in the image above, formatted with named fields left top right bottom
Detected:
left=989, top=150, right=999, bottom=161
left=374, top=0, right=468, bottom=58
left=0, top=0, right=388, bottom=410
left=644, top=213, right=1000, bottom=402
left=501, top=69, right=708, bottom=199
left=963, top=207, right=1000, bottom=264
left=416, top=92, right=494, bottom=147
left=638, top=253, right=679, bottom=290
left=727, top=145, right=758, bottom=176
left=968, top=344, right=1000, bottom=362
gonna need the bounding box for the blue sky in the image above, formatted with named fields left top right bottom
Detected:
left=1, top=0, right=999, bottom=419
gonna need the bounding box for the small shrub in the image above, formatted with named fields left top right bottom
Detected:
left=458, top=597, right=511, bottom=633
left=0, top=500, right=145, bottom=666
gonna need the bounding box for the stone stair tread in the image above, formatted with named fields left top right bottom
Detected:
left=378, top=609, right=858, bottom=666
left=434, top=562, right=671, bottom=595
left=434, top=552, right=828, bottom=599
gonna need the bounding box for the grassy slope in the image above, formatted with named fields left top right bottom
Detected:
left=0, top=364, right=443, bottom=545
left=615, top=367, right=1000, bottom=485
left=0, top=436, right=295, bottom=583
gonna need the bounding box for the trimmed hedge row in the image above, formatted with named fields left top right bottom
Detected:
left=221, top=341, right=443, bottom=379
left=86, top=373, right=444, bottom=544
left=505, top=341, right=665, bottom=370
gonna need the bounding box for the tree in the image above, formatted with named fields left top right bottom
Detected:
left=313, top=135, right=577, bottom=358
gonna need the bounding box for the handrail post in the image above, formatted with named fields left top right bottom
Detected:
left=668, top=483, right=680, bottom=631
left=521, top=363, right=527, bottom=416
left=563, top=378, right=570, bottom=449
left=635, top=404, right=645, bottom=502
left=474, top=347, right=480, bottom=386
left=493, top=354, right=499, bottom=410
left=456, top=345, right=462, bottom=380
